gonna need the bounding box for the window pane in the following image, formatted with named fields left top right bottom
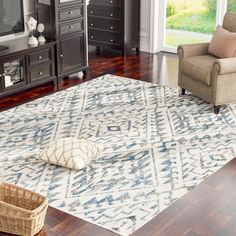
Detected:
left=227, top=0, right=236, bottom=13
left=166, top=0, right=216, bottom=47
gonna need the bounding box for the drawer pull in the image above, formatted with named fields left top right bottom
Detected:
left=39, top=72, right=43, bottom=76
left=110, top=0, right=113, bottom=3
left=90, top=10, right=94, bottom=14
left=69, top=25, right=74, bottom=29
left=110, top=26, right=114, bottom=30
left=110, top=13, right=113, bottom=17
left=91, top=35, right=94, bottom=39
left=90, top=23, right=94, bottom=27
left=60, top=54, right=63, bottom=58
left=38, top=56, right=42, bottom=60
left=110, top=39, right=114, bottom=42
left=69, top=11, right=73, bottom=15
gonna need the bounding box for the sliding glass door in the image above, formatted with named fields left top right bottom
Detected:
left=159, top=0, right=228, bottom=53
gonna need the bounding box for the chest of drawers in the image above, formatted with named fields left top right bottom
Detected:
left=34, top=0, right=89, bottom=81
left=88, top=0, right=140, bottom=54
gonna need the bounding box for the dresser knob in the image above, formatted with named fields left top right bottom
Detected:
left=69, top=11, right=73, bottom=14
left=110, top=26, right=114, bottom=30
left=91, top=35, right=94, bottom=39
left=110, top=39, right=114, bottom=42
left=90, top=23, right=94, bottom=26
left=110, top=13, right=113, bottom=17
left=39, top=72, right=43, bottom=76
left=38, top=56, right=42, bottom=60
left=110, top=0, right=113, bottom=3
left=90, top=10, right=94, bottom=14
left=69, top=25, right=74, bottom=29
left=60, top=54, right=63, bottom=58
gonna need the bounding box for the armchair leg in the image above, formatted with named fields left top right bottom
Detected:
left=181, top=88, right=186, bottom=95
left=214, top=105, right=221, bottom=114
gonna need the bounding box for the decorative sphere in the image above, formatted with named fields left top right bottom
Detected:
left=37, top=23, right=45, bottom=33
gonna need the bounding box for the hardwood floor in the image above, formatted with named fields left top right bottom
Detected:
left=0, top=207, right=117, bottom=236
left=2, top=48, right=236, bottom=236
left=0, top=48, right=178, bottom=112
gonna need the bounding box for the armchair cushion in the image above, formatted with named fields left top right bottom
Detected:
left=181, top=55, right=216, bottom=86
left=213, top=57, right=236, bottom=74
left=178, top=43, right=209, bottom=59
left=209, top=25, right=236, bottom=58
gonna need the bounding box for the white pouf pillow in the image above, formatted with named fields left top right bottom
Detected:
left=37, top=138, right=100, bottom=170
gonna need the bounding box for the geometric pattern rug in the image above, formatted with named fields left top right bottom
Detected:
left=1, top=74, right=236, bottom=235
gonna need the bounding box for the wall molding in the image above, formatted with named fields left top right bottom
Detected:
left=140, top=0, right=151, bottom=52
left=140, top=0, right=158, bottom=53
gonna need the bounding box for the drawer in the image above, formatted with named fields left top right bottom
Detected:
left=89, top=29, right=120, bottom=45
left=59, top=20, right=83, bottom=36
left=29, top=64, right=52, bottom=82
left=88, top=7, right=121, bottom=19
left=89, top=0, right=121, bottom=6
left=88, top=17, right=121, bottom=32
left=28, top=48, right=51, bottom=66
left=58, top=5, right=83, bottom=21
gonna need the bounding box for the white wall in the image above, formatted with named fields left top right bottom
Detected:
left=140, top=0, right=158, bottom=53
left=140, top=0, right=151, bottom=52
left=24, top=0, right=33, bottom=16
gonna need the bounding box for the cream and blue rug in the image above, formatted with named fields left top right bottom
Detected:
left=1, top=74, right=236, bottom=235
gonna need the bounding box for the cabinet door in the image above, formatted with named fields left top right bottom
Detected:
left=0, top=56, right=26, bottom=92
left=58, top=33, right=86, bottom=74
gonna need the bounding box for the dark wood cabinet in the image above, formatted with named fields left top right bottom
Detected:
left=88, top=0, right=140, bottom=54
left=0, top=0, right=88, bottom=98
left=0, top=38, right=56, bottom=98
left=58, top=32, right=86, bottom=74
left=34, top=0, right=88, bottom=81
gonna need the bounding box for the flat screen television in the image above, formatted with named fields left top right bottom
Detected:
left=0, top=0, right=24, bottom=50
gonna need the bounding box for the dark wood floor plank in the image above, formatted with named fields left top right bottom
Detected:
left=41, top=207, right=117, bottom=236
left=0, top=206, right=117, bottom=236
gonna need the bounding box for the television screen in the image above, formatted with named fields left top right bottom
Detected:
left=0, top=0, right=24, bottom=37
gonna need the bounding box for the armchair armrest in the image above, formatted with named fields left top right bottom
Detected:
left=213, top=57, right=236, bottom=75
left=177, top=43, right=209, bottom=59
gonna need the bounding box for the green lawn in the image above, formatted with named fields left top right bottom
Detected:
left=166, top=35, right=209, bottom=47
left=167, top=11, right=216, bottom=34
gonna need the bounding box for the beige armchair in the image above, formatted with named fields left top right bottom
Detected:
left=178, top=13, right=236, bottom=114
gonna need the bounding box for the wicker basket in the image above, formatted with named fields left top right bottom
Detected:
left=0, top=182, right=48, bottom=236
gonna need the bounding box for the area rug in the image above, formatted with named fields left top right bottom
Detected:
left=1, top=74, right=236, bottom=235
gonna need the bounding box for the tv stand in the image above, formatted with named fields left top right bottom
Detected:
left=0, top=45, right=9, bottom=51
left=0, top=37, right=57, bottom=99
left=0, top=0, right=89, bottom=99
